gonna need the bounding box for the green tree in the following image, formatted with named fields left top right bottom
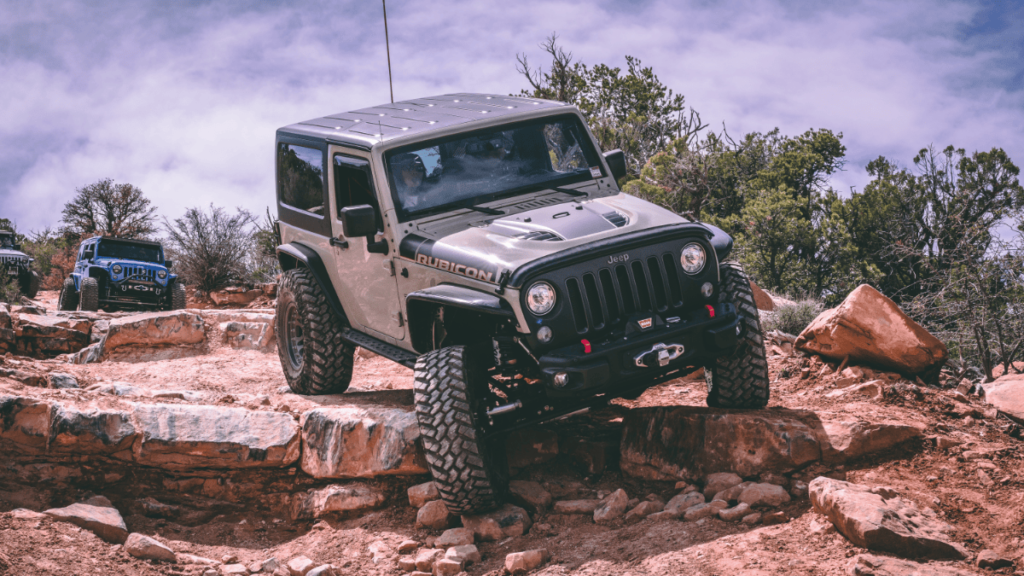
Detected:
left=61, top=178, right=157, bottom=239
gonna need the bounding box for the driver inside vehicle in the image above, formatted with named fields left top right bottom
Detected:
left=393, top=153, right=431, bottom=208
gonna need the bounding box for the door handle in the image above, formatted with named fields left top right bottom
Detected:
left=330, top=237, right=349, bottom=249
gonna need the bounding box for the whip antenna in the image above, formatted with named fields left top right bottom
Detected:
left=383, top=0, right=394, bottom=103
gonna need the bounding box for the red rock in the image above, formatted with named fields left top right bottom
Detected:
left=621, top=408, right=821, bottom=482
left=210, top=288, right=262, bottom=306
left=287, top=555, right=315, bottom=575
left=750, top=280, right=775, bottom=311
left=445, top=544, right=480, bottom=565
left=505, top=549, right=550, bottom=575
left=300, top=406, right=427, bottom=479
left=413, top=548, right=443, bottom=572
left=292, top=483, right=384, bottom=519
left=762, top=510, right=789, bottom=525
left=717, top=502, right=751, bottom=521
left=664, top=491, right=706, bottom=515
left=983, top=373, right=1024, bottom=421
left=44, top=503, right=129, bottom=543
left=683, top=503, right=716, bottom=522
left=462, top=504, right=531, bottom=539
left=407, top=482, right=438, bottom=508
left=125, top=533, right=177, bottom=562
left=415, top=500, right=452, bottom=530
left=738, top=483, right=791, bottom=507
left=433, top=558, right=462, bottom=576
left=508, top=480, right=552, bottom=514
left=625, top=500, right=663, bottom=522
left=103, top=311, right=206, bottom=352
left=594, top=489, right=629, bottom=524
left=795, top=285, right=947, bottom=379
left=820, top=420, right=924, bottom=464
left=976, top=549, right=1013, bottom=569
left=552, top=499, right=601, bottom=514
left=810, top=477, right=967, bottom=559
left=434, top=528, right=474, bottom=547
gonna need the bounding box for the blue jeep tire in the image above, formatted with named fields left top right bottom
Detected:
left=170, top=282, right=186, bottom=310
left=78, top=277, right=99, bottom=312
left=58, top=277, right=78, bottom=311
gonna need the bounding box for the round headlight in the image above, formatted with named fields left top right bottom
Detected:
left=526, top=282, right=556, bottom=316
left=112, top=264, right=122, bottom=275
left=680, top=243, right=706, bottom=274
left=158, top=270, right=167, bottom=279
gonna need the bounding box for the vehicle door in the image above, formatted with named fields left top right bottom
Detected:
left=328, top=147, right=405, bottom=341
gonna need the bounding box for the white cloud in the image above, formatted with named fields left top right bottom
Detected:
left=1, top=0, right=1022, bottom=233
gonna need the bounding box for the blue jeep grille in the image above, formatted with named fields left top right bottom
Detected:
left=124, top=266, right=157, bottom=282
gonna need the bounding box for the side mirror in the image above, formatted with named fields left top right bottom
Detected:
left=603, top=149, right=628, bottom=182
left=340, top=205, right=378, bottom=238
left=164, top=259, right=173, bottom=270
left=83, top=248, right=95, bottom=261
left=12, top=244, right=21, bottom=251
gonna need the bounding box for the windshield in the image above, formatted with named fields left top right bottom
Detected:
left=0, top=235, right=13, bottom=249
left=96, top=241, right=163, bottom=263
left=385, top=114, right=603, bottom=221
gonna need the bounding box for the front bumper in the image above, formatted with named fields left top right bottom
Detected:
left=101, top=281, right=168, bottom=307
left=536, top=303, right=739, bottom=397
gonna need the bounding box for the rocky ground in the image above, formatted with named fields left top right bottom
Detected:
left=1, top=290, right=1022, bottom=576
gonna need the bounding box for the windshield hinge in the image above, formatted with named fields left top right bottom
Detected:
left=494, top=270, right=511, bottom=295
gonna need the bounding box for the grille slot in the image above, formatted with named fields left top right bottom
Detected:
left=561, top=252, right=685, bottom=334
left=124, top=266, right=156, bottom=282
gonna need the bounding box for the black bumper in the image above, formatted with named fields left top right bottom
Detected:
left=536, top=303, right=740, bottom=397
left=101, top=281, right=168, bottom=308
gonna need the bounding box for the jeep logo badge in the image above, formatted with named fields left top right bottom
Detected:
left=607, top=253, right=629, bottom=265
left=638, top=318, right=653, bottom=329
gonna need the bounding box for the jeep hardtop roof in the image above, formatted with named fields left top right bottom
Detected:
left=88, top=236, right=163, bottom=248
left=278, top=93, right=568, bottom=149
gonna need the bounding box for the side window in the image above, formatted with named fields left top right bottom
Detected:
left=334, top=155, right=383, bottom=231
left=278, top=143, right=325, bottom=215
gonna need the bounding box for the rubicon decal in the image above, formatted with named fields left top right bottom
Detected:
left=400, top=234, right=500, bottom=284
left=416, top=254, right=495, bottom=282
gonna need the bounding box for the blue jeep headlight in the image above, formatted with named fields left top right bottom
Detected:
left=112, top=264, right=122, bottom=275
left=158, top=270, right=167, bottom=279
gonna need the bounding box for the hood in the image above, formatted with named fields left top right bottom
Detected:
left=0, top=248, right=29, bottom=259
left=399, top=192, right=700, bottom=284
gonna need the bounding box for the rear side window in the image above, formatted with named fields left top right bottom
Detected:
left=278, top=143, right=325, bottom=215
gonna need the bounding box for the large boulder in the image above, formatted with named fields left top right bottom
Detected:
left=620, top=407, right=821, bottom=481
left=749, top=281, right=775, bottom=311
left=291, top=483, right=385, bottom=519
left=132, top=403, right=300, bottom=469
left=795, top=285, right=947, bottom=379
left=983, top=373, right=1024, bottom=422
left=0, top=395, right=52, bottom=450
left=810, top=477, right=967, bottom=559
left=103, top=311, right=205, bottom=351
left=300, top=406, right=427, bottom=478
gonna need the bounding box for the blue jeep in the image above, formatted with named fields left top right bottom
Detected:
left=58, top=236, right=185, bottom=312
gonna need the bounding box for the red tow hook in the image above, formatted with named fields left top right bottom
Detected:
left=581, top=339, right=592, bottom=354
left=705, top=305, right=715, bottom=318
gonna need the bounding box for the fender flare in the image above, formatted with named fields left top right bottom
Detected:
left=276, top=243, right=346, bottom=319
left=703, top=223, right=734, bottom=262
left=406, top=284, right=515, bottom=354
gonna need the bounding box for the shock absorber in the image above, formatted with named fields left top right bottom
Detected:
left=492, top=335, right=518, bottom=367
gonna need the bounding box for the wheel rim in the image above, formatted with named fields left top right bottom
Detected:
left=284, top=301, right=304, bottom=370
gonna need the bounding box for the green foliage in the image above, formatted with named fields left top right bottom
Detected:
left=61, top=178, right=157, bottom=239
left=0, top=274, right=20, bottom=305
left=763, top=299, right=824, bottom=336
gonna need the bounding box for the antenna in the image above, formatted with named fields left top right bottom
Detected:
left=383, top=0, right=394, bottom=103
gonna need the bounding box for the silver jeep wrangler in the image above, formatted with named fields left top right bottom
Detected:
left=273, top=94, right=769, bottom=514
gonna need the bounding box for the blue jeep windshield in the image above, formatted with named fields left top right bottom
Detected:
left=97, top=241, right=163, bottom=263
left=385, top=114, right=603, bottom=221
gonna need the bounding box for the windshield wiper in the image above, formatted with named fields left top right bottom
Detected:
left=464, top=205, right=505, bottom=216
left=553, top=186, right=589, bottom=197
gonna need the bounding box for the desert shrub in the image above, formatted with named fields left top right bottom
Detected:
left=762, top=299, right=824, bottom=336
left=163, top=205, right=264, bottom=292
left=23, top=229, right=79, bottom=290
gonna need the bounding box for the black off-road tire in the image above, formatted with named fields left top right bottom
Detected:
left=275, top=267, right=353, bottom=395
left=58, top=277, right=79, bottom=311
left=705, top=262, right=770, bottom=409
left=78, top=277, right=99, bottom=312
left=170, top=282, right=186, bottom=310
left=413, top=345, right=507, bottom=515
left=20, top=271, right=40, bottom=299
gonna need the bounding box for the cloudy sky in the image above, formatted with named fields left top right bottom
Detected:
left=1, top=0, right=1021, bottom=232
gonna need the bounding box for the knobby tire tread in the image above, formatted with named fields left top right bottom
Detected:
left=58, top=277, right=78, bottom=311
left=413, top=345, right=505, bottom=515
left=706, top=261, right=770, bottom=409
left=170, top=282, right=186, bottom=310
left=276, top=267, right=353, bottom=395
left=79, top=277, right=99, bottom=312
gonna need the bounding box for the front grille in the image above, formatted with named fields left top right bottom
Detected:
left=563, top=253, right=683, bottom=334
left=0, top=256, right=26, bottom=267
left=123, top=266, right=157, bottom=282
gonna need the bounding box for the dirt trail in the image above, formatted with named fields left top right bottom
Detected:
left=1, top=295, right=1021, bottom=575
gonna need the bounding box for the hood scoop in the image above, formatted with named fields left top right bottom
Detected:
left=602, top=211, right=629, bottom=227
left=483, top=201, right=631, bottom=241
left=516, top=230, right=563, bottom=241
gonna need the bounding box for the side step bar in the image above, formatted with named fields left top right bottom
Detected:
left=341, top=328, right=419, bottom=369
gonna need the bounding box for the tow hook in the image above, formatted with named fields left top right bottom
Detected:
left=634, top=343, right=685, bottom=368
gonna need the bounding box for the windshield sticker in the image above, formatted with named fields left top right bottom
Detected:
left=589, top=166, right=602, bottom=179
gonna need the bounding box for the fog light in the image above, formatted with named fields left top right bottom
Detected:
left=538, top=326, right=553, bottom=343
left=701, top=282, right=713, bottom=298
left=553, top=372, right=570, bottom=388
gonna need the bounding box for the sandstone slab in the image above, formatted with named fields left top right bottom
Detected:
left=210, top=288, right=262, bottom=307
left=820, top=419, right=924, bottom=464
left=795, top=285, right=947, bottom=379
left=104, top=310, right=205, bottom=351
left=45, top=503, right=129, bottom=543
left=407, top=481, right=439, bottom=508
left=220, top=321, right=274, bottom=350
left=125, top=533, right=177, bottom=562
left=508, top=480, right=552, bottom=514
left=848, top=554, right=976, bottom=575
left=293, top=484, right=385, bottom=519
left=300, top=406, right=427, bottom=479
left=132, top=403, right=300, bottom=469
left=0, top=395, right=52, bottom=450
left=810, top=478, right=967, bottom=559
left=49, top=403, right=137, bottom=455
left=621, top=407, right=820, bottom=481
